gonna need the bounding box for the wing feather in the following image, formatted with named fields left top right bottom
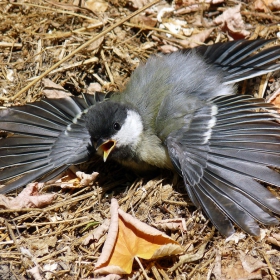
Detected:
left=167, top=95, right=280, bottom=236
left=0, top=93, right=103, bottom=193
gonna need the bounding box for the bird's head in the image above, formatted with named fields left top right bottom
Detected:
left=85, top=101, right=144, bottom=162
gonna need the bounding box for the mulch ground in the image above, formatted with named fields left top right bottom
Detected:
left=0, top=0, right=280, bottom=279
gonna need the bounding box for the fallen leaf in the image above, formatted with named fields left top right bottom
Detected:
left=212, top=250, right=222, bottom=280
left=0, top=183, right=56, bottom=209
left=222, top=259, right=263, bottom=280
left=83, top=219, right=110, bottom=245
left=255, top=0, right=280, bottom=11
left=152, top=218, right=187, bottom=232
left=87, top=83, right=102, bottom=95
left=179, top=28, right=214, bottom=48
left=158, top=45, right=179, bottom=53
left=270, top=94, right=280, bottom=110
left=239, top=251, right=267, bottom=273
left=267, top=233, right=280, bottom=247
left=76, top=171, right=99, bottom=186
left=82, top=275, right=121, bottom=280
left=213, top=4, right=250, bottom=39
left=85, top=0, right=108, bottom=12
left=169, top=242, right=208, bottom=272
left=56, top=171, right=98, bottom=189
left=129, top=0, right=155, bottom=9
left=94, top=198, right=183, bottom=275
left=225, top=232, right=246, bottom=244
left=27, top=236, right=57, bottom=257
left=86, top=36, right=104, bottom=52
left=42, top=78, right=72, bottom=99
left=27, top=265, right=42, bottom=280
left=130, top=15, right=157, bottom=27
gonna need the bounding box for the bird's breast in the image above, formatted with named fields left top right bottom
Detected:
left=135, top=132, right=173, bottom=170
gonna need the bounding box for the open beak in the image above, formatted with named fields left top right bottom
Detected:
left=97, top=139, right=116, bottom=162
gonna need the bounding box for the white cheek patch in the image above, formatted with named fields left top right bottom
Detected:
left=114, top=110, right=143, bottom=148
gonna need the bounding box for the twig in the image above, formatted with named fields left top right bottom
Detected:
left=135, top=256, right=150, bottom=280
left=6, top=0, right=161, bottom=101
left=259, top=250, right=278, bottom=280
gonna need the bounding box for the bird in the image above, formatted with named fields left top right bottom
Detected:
left=0, top=38, right=280, bottom=237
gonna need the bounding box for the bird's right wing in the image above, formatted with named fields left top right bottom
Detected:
left=166, top=94, right=280, bottom=237
left=194, top=38, right=280, bottom=84
left=0, top=93, right=105, bottom=194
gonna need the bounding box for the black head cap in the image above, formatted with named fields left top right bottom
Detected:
left=85, top=101, right=128, bottom=142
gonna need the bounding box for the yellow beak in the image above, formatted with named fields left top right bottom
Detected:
left=98, top=140, right=116, bottom=162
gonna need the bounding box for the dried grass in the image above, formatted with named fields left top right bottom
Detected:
left=0, top=0, right=280, bottom=279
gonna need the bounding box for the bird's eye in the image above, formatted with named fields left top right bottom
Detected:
left=113, top=122, right=121, bottom=131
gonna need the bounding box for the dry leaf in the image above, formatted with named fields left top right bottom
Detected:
left=255, top=0, right=280, bottom=11
left=212, top=250, right=222, bottom=280
left=87, top=36, right=104, bottom=52
left=179, top=28, right=214, bottom=48
left=94, top=198, right=183, bottom=274
left=130, top=15, right=157, bottom=27
left=27, top=265, right=42, bottom=280
left=152, top=218, right=187, bottom=232
left=82, top=275, right=121, bottom=280
left=267, top=233, right=280, bottom=247
left=239, top=251, right=267, bottom=273
left=158, top=45, right=179, bottom=53
left=213, top=4, right=250, bottom=39
left=76, top=171, right=99, bottom=186
left=267, top=87, right=280, bottom=112
left=222, top=260, right=262, bottom=279
left=129, top=0, right=154, bottom=9
left=87, top=83, right=102, bottom=95
left=225, top=232, right=246, bottom=244
left=270, top=94, right=280, bottom=110
left=83, top=219, right=110, bottom=245
left=27, top=236, right=57, bottom=257
left=85, top=0, right=108, bottom=12
left=56, top=171, right=98, bottom=189
left=42, top=78, right=72, bottom=99
left=0, top=183, right=56, bottom=209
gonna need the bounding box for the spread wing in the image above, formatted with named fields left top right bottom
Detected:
left=0, top=93, right=105, bottom=194
left=194, top=38, right=280, bottom=84
left=166, top=95, right=280, bottom=236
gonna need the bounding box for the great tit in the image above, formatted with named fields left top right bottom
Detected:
left=0, top=38, right=280, bottom=237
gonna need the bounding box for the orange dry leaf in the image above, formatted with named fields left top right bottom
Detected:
left=255, top=0, right=280, bottom=11
left=0, top=183, right=56, bottom=209
left=94, top=199, right=183, bottom=275
left=56, top=171, right=98, bottom=189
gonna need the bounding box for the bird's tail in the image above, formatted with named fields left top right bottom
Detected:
left=0, top=93, right=104, bottom=194
left=195, top=38, right=280, bottom=84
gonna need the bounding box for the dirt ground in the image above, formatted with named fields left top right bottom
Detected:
left=0, top=0, right=280, bottom=279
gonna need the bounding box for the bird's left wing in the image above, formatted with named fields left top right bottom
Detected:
left=0, top=93, right=105, bottom=194
left=166, top=94, right=280, bottom=236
